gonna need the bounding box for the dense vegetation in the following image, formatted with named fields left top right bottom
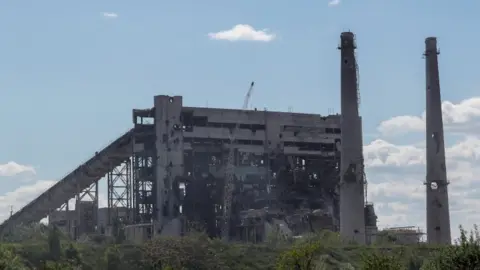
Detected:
left=0, top=224, right=479, bottom=269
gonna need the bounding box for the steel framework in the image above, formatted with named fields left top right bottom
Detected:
left=74, top=182, right=98, bottom=237
left=107, top=159, right=132, bottom=223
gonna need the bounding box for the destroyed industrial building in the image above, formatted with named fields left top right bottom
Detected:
left=0, top=32, right=450, bottom=245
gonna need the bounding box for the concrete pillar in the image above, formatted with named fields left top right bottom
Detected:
left=424, top=37, right=452, bottom=244
left=338, top=32, right=366, bottom=244
left=154, top=95, right=184, bottom=228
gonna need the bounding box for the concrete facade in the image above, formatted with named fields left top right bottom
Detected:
left=49, top=207, right=130, bottom=237
left=182, top=106, right=344, bottom=239
left=338, top=32, right=366, bottom=244
left=154, top=95, right=184, bottom=228
left=135, top=100, right=349, bottom=239
left=125, top=223, right=153, bottom=244
left=424, top=37, right=452, bottom=244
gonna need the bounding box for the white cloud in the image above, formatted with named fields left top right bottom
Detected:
left=378, top=97, right=480, bottom=137
left=377, top=116, right=424, bottom=136
left=366, top=97, right=480, bottom=241
left=328, top=0, right=341, bottom=6
left=102, top=12, right=118, bottom=19
left=0, top=179, right=109, bottom=224
left=0, top=180, right=55, bottom=222
left=364, top=139, right=425, bottom=168
left=0, top=161, right=36, bottom=177
left=208, top=24, right=276, bottom=42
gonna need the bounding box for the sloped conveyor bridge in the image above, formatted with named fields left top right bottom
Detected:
left=0, top=129, right=134, bottom=235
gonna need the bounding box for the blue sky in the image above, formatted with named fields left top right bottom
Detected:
left=1, top=0, right=480, bottom=240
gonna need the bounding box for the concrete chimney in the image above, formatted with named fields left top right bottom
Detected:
left=424, top=37, right=452, bottom=244
left=338, top=32, right=366, bottom=244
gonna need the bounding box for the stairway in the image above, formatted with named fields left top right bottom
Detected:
left=0, top=129, right=134, bottom=236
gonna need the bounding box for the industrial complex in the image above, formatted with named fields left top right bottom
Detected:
left=0, top=32, right=451, bottom=245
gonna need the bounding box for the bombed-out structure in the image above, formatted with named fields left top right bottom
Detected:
left=1, top=32, right=451, bottom=245
left=134, top=100, right=345, bottom=240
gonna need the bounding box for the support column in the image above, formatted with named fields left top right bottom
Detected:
left=424, top=37, right=451, bottom=245
left=338, top=32, right=366, bottom=244
left=75, top=182, right=98, bottom=236
left=154, top=95, right=184, bottom=230
left=107, top=159, right=132, bottom=224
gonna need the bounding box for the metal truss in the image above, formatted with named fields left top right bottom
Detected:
left=77, top=182, right=98, bottom=203
left=56, top=181, right=98, bottom=210
left=107, top=159, right=132, bottom=223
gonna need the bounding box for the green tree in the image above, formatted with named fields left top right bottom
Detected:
left=405, top=252, right=425, bottom=270
left=104, top=245, right=123, bottom=270
left=276, top=241, right=323, bottom=270
left=360, top=250, right=404, bottom=270
left=422, top=225, right=480, bottom=270
left=143, top=233, right=222, bottom=270
left=65, top=243, right=82, bottom=266
left=0, top=245, right=27, bottom=270
left=112, top=218, right=126, bottom=244
left=47, top=226, right=62, bottom=261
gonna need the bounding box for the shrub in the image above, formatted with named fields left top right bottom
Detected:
left=360, top=250, right=404, bottom=270
left=277, top=241, right=323, bottom=270
left=422, top=225, right=480, bottom=270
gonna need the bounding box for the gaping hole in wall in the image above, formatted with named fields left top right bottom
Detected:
left=169, top=97, right=174, bottom=103
left=325, top=128, right=341, bottom=134
left=343, top=163, right=357, bottom=183
left=343, top=59, right=349, bottom=64
left=335, top=139, right=341, bottom=152
left=430, top=182, right=438, bottom=190
left=136, top=117, right=154, bottom=125
left=176, top=114, right=344, bottom=240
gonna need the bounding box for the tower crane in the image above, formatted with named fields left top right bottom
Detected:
left=221, top=81, right=255, bottom=241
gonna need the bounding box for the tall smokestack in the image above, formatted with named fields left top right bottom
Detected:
left=338, top=32, right=366, bottom=244
left=424, top=37, right=452, bottom=244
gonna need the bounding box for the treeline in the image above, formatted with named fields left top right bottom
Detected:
left=0, top=224, right=479, bottom=269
